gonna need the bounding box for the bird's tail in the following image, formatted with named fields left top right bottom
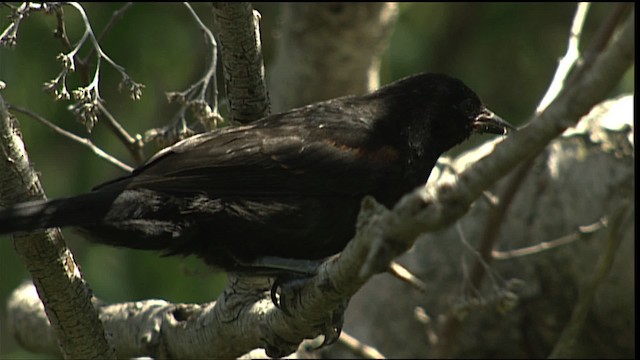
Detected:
left=0, top=192, right=114, bottom=235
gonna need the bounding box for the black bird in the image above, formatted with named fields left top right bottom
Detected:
left=0, top=73, right=514, bottom=275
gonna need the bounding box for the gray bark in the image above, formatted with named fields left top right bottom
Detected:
left=0, top=94, right=114, bottom=359
left=6, top=18, right=634, bottom=354
left=268, top=3, right=399, bottom=112
left=212, top=2, right=270, bottom=123
left=3, top=4, right=634, bottom=359
left=336, top=95, right=634, bottom=358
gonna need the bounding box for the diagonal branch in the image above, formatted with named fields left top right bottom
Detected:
left=548, top=202, right=631, bottom=358
left=0, top=94, right=115, bottom=359
left=432, top=4, right=594, bottom=350
left=4, top=8, right=634, bottom=360
left=9, top=104, right=134, bottom=172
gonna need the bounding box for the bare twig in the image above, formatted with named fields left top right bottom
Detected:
left=9, top=104, right=133, bottom=172
left=492, top=217, right=608, bottom=259
left=549, top=204, right=630, bottom=358
left=431, top=3, right=632, bottom=356
left=146, top=3, right=222, bottom=147
left=468, top=162, right=530, bottom=289
left=414, top=306, right=439, bottom=346
left=82, top=2, right=133, bottom=65
left=3, top=4, right=634, bottom=358
left=432, top=158, right=531, bottom=356
left=52, top=6, right=73, bottom=52
left=46, top=2, right=147, bottom=163
left=183, top=2, right=219, bottom=112
left=66, top=2, right=138, bottom=87
left=387, top=261, right=428, bottom=294
left=337, top=330, right=386, bottom=359
left=42, top=2, right=145, bottom=142
left=95, top=101, right=144, bottom=165
left=0, top=3, right=52, bottom=48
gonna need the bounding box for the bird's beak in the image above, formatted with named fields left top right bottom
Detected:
left=473, top=108, right=516, bottom=135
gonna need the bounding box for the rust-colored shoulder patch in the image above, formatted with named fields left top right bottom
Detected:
left=323, top=140, right=400, bottom=164
left=367, top=145, right=400, bottom=164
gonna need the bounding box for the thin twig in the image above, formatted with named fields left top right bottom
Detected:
left=95, top=101, right=144, bottom=165
left=387, top=261, right=428, bottom=294
left=147, top=3, right=222, bottom=147
left=433, top=3, right=593, bottom=357
left=0, top=3, right=48, bottom=48
left=414, top=306, right=439, bottom=346
left=337, top=330, right=386, bottom=359
left=67, top=2, right=127, bottom=76
left=51, top=6, right=90, bottom=84
left=549, top=204, right=630, bottom=358
left=467, top=162, right=530, bottom=290
left=492, top=217, right=608, bottom=260
left=183, top=3, right=218, bottom=104
left=8, top=104, right=133, bottom=172
left=82, top=2, right=133, bottom=65
left=52, top=6, right=73, bottom=52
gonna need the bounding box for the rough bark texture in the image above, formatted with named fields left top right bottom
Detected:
left=268, top=3, right=399, bottom=112
left=333, top=95, right=634, bottom=358
left=0, top=95, right=114, bottom=359
left=7, top=278, right=274, bottom=359
left=212, top=2, right=270, bottom=123
left=3, top=3, right=634, bottom=359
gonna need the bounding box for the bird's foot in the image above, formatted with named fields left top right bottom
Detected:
left=270, top=272, right=313, bottom=315
left=316, top=300, right=346, bottom=347
left=270, top=273, right=347, bottom=346
left=235, top=255, right=321, bottom=312
left=261, top=296, right=348, bottom=357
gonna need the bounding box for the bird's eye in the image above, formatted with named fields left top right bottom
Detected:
left=456, top=98, right=480, bottom=117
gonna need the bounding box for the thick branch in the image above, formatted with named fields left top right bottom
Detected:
left=268, top=3, right=399, bottom=112
left=0, top=94, right=114, bottom=359
left=211, top=2, right=270, bottom=123
left=5, top=10, right=633, bottom=360
left=379, top=13, right=634, bottom=242
left=340, top=94, right=634, bottom=358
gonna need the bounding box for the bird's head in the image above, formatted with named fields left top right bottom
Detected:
left=370, top=73, right=515, bottom=162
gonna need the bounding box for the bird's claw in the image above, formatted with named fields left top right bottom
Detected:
left=270, top=273, right=312, bottom=315
left=267, top=273, right=347, bottom=355
left=318, top=302, right=346, bottom=347
left=262, top=298, right=347, bottom=357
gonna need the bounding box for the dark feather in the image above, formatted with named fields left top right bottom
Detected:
left=0, top=73, right=514, bottom=272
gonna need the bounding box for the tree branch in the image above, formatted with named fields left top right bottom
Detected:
left=342, top=94, right=634, bottom=358
left=4, top=6, right=634, bottom=359
left=435, top=2, right=594, bottom=354
left=0, top=94, right=114, bottom=359
left=8, top=104, right=134, bottom=172
left=267, top=3, right=399, bottom=112
left=549, top=202, right=632, bottom=358
left=211, top=2, right=270, bottom=123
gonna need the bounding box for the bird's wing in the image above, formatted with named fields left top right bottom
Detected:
left=98, top=107, right=403, bottom=197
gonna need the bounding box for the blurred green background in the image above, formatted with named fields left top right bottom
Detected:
left=0, top=3, right=633, bottom=358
